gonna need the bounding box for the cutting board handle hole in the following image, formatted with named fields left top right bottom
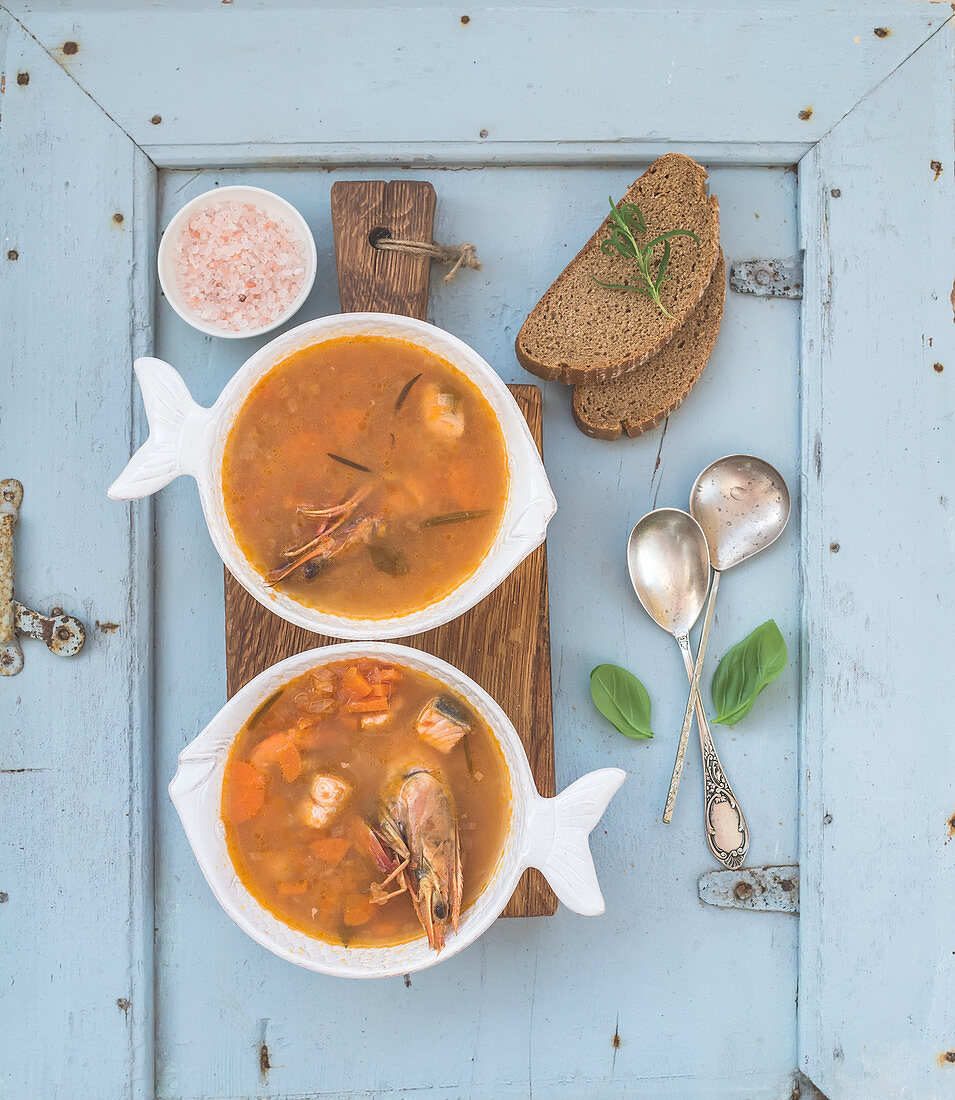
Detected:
left=368, top=226, right=393, bottom=248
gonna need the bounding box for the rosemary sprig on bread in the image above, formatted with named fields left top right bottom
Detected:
left=515, top=154, right=720, bottom=386
left=592, top=199, right=701, bottom=319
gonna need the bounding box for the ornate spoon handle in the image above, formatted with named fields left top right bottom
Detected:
left=664, top=571, right=720, bottom=822
left=676, top=634, right=749, bottom=869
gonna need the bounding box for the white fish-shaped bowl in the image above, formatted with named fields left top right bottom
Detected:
left=107, top=313, right=556, bottom=639
left=170, top=642, right=626, bottom=978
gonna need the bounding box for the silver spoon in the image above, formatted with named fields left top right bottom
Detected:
left=663, top=455, right=792, bottom=817
left=627, top=509, right=749, bottom=868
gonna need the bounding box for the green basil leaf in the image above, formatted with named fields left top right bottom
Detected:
left=590, top=663, right=654, bottom=739
left=711, top=619, right=787, bottom=726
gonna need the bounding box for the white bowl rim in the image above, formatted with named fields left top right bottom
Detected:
left=157, top=184, right=318, bottom=340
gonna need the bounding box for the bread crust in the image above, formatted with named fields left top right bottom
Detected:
left=571, top=250, right=726, bottom=440
left=516, top=154, right=720, bottom=385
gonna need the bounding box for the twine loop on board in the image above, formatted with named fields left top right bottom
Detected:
left=371, top=231, right=481, bottom=282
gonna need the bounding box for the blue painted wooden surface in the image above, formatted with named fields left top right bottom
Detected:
left=0, top=12, right=155, bottom=1099
left=1, top=3, right=952, bottom=1097
left=798, top=25, right=955, bottom=1100
left=149, top=165, right=800, bottom=1099
left=9, top=2, right=947, bottom=165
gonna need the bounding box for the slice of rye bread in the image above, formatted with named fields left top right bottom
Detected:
left=516, top=153, right=720, bottom=385
left=572, top=250, right=725, bottom=440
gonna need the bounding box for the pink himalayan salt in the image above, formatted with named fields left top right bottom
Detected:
left=173, top=200, right=307, bottom=332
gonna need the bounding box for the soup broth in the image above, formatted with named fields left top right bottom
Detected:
left=222, top=658, right=512, bottom=948
left=221, top=335, right=510, bottom=619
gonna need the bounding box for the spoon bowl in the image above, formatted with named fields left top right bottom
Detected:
left=626, top=509, right=710, bottom=639
left=690, top=455, right=791, bottom=571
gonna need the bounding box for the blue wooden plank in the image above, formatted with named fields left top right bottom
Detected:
left=6, top=3, right=945, bottom=161
left=798, top=21, right=955, bottom=1099
left=150, top=163, right=799, bottom=1098
left=0, top=13, right=155, bottom=1099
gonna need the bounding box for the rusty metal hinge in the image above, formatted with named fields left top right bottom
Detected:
left=1, top=479, right=86, bottom=675
left=730, top=258, right=802, bottom=298
left=698, top=865, right=799, bottom=912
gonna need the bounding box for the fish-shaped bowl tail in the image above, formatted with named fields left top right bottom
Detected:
left=524, top=768, right=627, bottom=916
left=107, top=358, right=213, bottom=500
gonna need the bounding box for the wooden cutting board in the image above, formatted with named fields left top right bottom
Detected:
left=224, top=179, right=556, bottom=917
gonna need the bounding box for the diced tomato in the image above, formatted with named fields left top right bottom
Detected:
left=310, top=836, right=351, bottom=866
left=229, top=760, right=266, bottom=823
left=345, top=697, right=390, bottom=714
left=278, top=879, right=309, bottom=896
left=341, top=665, right=373, bottom=699
left=375, top=668, right=401, bottom=683
left=343, top=895, right=374, bottom=927
left=367, top=683, right=391, bottom=699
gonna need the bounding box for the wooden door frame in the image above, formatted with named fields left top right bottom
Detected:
left=2, top=5, right=952, bottom=1096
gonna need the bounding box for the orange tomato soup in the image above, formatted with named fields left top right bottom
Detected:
left=222, top=658, right=511, bottom=948
left=221, top=335, right=509, bottom=618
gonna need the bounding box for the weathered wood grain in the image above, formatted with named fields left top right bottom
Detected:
left=330, top=178, right=436, bottom=318
left=797, top=22, right=955, bottom=1100
left=225, top=178, right=557, bottom=916
left=0, top=12, right=155, bottom=1099
left=6, top=4, right=946, bottom=163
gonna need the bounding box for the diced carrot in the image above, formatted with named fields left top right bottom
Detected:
left=310, top=836, right=351, bottom=866
left=278, top=879, right=309, bottom=896
left=345, top=697, right=390, bottom=714
left=343, top=895, right=374, bottom=927
left=249, top=730, right=292, bottom=770
left=275, top=739, right=302, bottom=783
left=367, top=683, right=391, bottom=699
left=229, top=760, right=266, bottom=823
left=341, top=665, right=373, bottom=699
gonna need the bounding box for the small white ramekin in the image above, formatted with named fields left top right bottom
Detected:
left=169, top=642, right=626, bottom=978
left=157, top=185, right=318, bottom=340
left=107, top=313, right=557, bottom=640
